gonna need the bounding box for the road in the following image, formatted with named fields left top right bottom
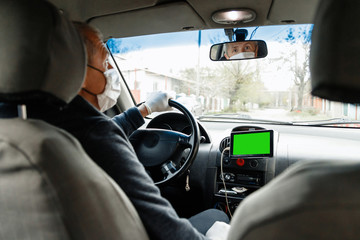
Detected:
left=247, top=108, right=293, bottom=121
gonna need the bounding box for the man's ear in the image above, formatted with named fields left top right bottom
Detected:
left=224, top=53, right=230, bottom=60
left=81, top=69, right=90, bottom=88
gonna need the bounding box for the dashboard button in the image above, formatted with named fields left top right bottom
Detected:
left=250, top=160, right=259, bottom=168
left=236, top=158, right=245, bottom=166
left=224, top=173, right=231, bottom=181
left=223, top=156, right=230, bottom=164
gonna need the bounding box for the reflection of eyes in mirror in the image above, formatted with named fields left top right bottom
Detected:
left=209, top=40, right=267, bottom=61
left=225, top=42, right=258, bottom=60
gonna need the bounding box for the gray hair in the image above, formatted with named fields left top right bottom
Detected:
left=73, top=21, right=103, bottom=64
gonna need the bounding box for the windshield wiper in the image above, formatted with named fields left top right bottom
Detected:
left=292, top=118, right=360, bottom=126
left=198, top=114, right=293, bottom=125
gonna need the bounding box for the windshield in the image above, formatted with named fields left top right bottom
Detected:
left=108, top=25, right=360, bottom=126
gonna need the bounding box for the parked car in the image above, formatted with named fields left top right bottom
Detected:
left=176, top=96, right=203, bottom=116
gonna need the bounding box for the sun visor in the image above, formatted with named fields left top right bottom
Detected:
left=310, top=0, right=360, bottom=103
left=89, top=2, right=205, bottom=39
left=268, top=0, right=320, bottom=24
left=50, top=0, right=157, bottom=21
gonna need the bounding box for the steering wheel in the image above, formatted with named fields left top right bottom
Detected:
left=129, top=99, right=200, bottom=185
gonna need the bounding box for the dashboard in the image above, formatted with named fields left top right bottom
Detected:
left=145, top=112, right=360, bottom=216
left=147, top=112, right=211, bottom=143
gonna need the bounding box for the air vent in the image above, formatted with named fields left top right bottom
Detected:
left=219, top=137, right=230, bottom=152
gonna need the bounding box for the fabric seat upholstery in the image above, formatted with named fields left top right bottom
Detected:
left=0, top=0, right=148, bottom=239
left=0, top=118, right=148, bottom=239
left=228, top=160, right=360, bottom=240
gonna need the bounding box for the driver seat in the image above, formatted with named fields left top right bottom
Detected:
left=0, top=0, right=148, bottom=239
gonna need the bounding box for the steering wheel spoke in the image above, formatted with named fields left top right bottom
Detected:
left=179, top=134, right=192, bottom=148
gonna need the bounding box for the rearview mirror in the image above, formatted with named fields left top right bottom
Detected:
left=210, top=40, right=268, bottom=61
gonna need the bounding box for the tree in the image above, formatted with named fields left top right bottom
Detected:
left=293, top=44, right=310, bottom=111
left=107, top=39, right=124, bottom=54
left=282, top=26, right=312, bottom=111
left=179, top=66, right=225, bottom=111
left=219, top=61, right=264, bottom=111
left=180, top=60, right=266, bottom=113
left=107, top=38, right=141, bottom=54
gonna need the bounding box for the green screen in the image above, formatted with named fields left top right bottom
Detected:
left=232, top=132, right=271, bottom=156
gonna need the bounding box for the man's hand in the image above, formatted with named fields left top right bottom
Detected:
left=205, top=221, right=230, bottom=240
left=143, top=91, right=173, bottom=115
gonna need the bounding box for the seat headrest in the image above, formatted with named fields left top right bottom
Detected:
left=310, top=0, right=360, bottom=103
left=0, top=0, right=86, bottom=105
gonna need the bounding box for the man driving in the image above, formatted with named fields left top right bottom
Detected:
left=16, top=21, right=229, bottom=240
left=74, top=21, right=230, bottom=240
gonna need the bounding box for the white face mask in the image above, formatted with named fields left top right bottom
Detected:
left=97, top=68, right=121, bottom=112
left=229, top=52, right=255, bottom=60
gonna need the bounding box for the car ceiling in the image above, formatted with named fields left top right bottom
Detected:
left=49, top=0, right=320, bottom=39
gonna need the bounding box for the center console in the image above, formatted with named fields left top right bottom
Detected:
left=213, top=127, right=274, bottom=214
